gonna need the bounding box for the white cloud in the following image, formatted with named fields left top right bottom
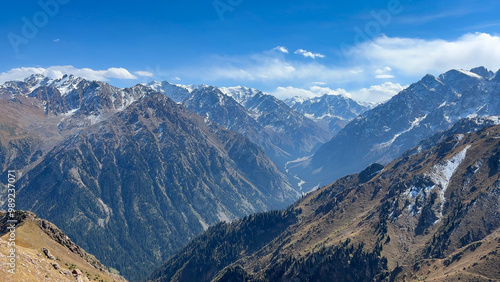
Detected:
left=271, top=83, right=404, bottom=102
left=53, top=38, right=60, bottom=42
left=374, top=66, right=394, bottom=79
left=351, top=82, right=406, bottom=102
left=375, top=66, right=392, bottom=74
left=196, top=53, right=357, bottom=84
left=351, top=33, right=500, bottom=76
left=171, top=76, right=181, bottom=81
left=273, top=86, right=317, bottom=99
left=294, top=49, right=325, bottom=59
left=375, top=74, right=395, bottom=79
left=310, top=86, right=352, bottom=98
left=147, top=32, right=500, bottom=103
left=273, top=46, right=289, bottom=53
left=272, top=86, right=351, bottom=99
left=0, top=66, right=137, bottom=84
left=134, top=70, right=154, bottom=77
left=396, top=7, right=482, bottom=25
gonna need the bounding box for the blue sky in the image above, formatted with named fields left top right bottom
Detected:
left=1, top=0, right=500, bottom=101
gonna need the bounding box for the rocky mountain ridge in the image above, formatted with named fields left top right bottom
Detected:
left=0, top=211, right=126, bottom=281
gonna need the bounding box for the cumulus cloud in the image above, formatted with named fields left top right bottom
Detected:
left=294, top=49, right=325, bottom=59
left=375, top=66, right=392, bottom=74
left=271, top=83, right=404, bottom=102
left=0, top=66, right=137, bottom=84
left=351, top=82, right=406, bottom=102
left=374, top=66, right=394, bottom=79
left=273, top=46, right=289, bottom=53
left=134, top=70, right=154, bottom=77
left=272, top=86, right=351, bottom=99
left=351, top=33, right=500, bottom=76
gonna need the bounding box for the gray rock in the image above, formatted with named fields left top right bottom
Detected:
left=41, top=248, right=55, bottom=260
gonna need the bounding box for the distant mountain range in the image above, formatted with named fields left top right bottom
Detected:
left=147, top=82, right=332, bottom=166
left=149, top=121, right=500, bottom=282
left=289, top=67, right=500, bottom=190
left=285, top=93, right=374, bottom=136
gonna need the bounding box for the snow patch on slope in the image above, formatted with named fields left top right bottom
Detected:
left=377, top=114, right=428, bottom=149
left=428, top=145, right=471, bottom=218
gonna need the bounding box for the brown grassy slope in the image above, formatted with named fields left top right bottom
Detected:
left=0, top=96, right=66, bottom=175
left=397, top=228, right=500, bottom=281
left=0, top=211, right=126, bottom=282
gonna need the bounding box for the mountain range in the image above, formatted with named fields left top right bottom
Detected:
left=147, top=82, right=332, bottom=166
left=149, top=121, right=500, bottom=282
left=0, top=75, right=298, bottom=280
left=1, top=67, right=500, bottom=281
left=285, top=93, right=373, bottom=136
left=289, top=67, right=500, bottom=190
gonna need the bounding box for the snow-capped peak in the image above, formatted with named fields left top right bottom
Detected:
left=219, top=86, right=261, bottom=104
left=50, top=74, right=86, bottom=95
left=146, top=80, right=194, bottom=103
left=455, top=69, right=483, bottom=79
left=284, top=96, right=309, bottom=107
left=470, top=66, right=495, bottom=79
left=179, top=84, right=206, bottom=93
left=23, top=74, right=52, bottom=91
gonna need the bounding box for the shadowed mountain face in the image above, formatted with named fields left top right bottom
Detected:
left=150, top=123, right=500, bottom=282
left=148, top=82, right=331, bottom=166
left=0, top=76, right=298, bottom=280
left=291, top=67, right=500, bottom=190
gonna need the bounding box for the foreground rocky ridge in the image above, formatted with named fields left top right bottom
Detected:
left=0, top=211, right=126, bottom=282
left=150, top=123, right=500, bottom=281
